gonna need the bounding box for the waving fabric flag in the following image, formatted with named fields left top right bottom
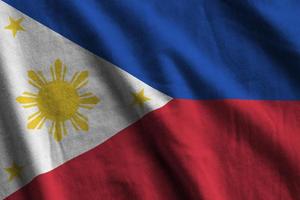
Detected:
left=1, top=0, right=300, bottom=199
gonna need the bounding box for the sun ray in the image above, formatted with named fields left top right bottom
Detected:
left=22, top=92, right=37, bottom=97
left=28, top=70, right=46, bottom=87
left=16, top=96, right=37, bottom=104
left=70, top=118, right=80, bottom=131
left=50, top=65, right=55, bottom=81
left=54, top=59, right=63, bottom=81
left=78, top=105, right=94, bottom=109
left=70, top=72, right=79, bottom=83
left=37, top=117, right=47, bottom=129
left=76, top=81, right=88, bottom=90
left=27, top=113, right=46, bottom=129
left=37, top=71, right=48, bottom=84
left=79, top=92, right=93, bottom=97
left=79, top=95, right=100, bottom=109
left=71, top=114, right=89, bottom=131
left=28, top=111, right=41, bottom=120
left=29, top=80, right=42, bottom=89
left=75, top=111, right=88, bottom=121
left=62, top=65, right=67, bottom=81
left=22, top=104, right=37, bottom=108
left=71, top=71, right=88, bottom=88
left=53, top=121, right=63, bottom=141
left=63, top=122, right=67, bottom=136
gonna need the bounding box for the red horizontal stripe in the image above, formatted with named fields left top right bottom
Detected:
left=7, top=99, right=300, bottom=199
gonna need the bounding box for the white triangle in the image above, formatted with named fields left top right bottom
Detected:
left=0, top=1, right=172, bottom=198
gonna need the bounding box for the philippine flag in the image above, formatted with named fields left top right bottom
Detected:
left=1, top=1, right=300, bottom=200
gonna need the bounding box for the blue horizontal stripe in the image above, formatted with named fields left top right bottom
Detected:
left=3, top=0, right=300, bottom=99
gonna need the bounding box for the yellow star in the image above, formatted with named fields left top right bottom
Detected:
left=4, top=162, right=23, bottom=181
left=4, top=17, right=25, bottom=37
left=132, top=89, right=151, bottom=108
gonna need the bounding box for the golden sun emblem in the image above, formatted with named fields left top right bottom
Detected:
left=16, top=59, right=100, bottom=141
